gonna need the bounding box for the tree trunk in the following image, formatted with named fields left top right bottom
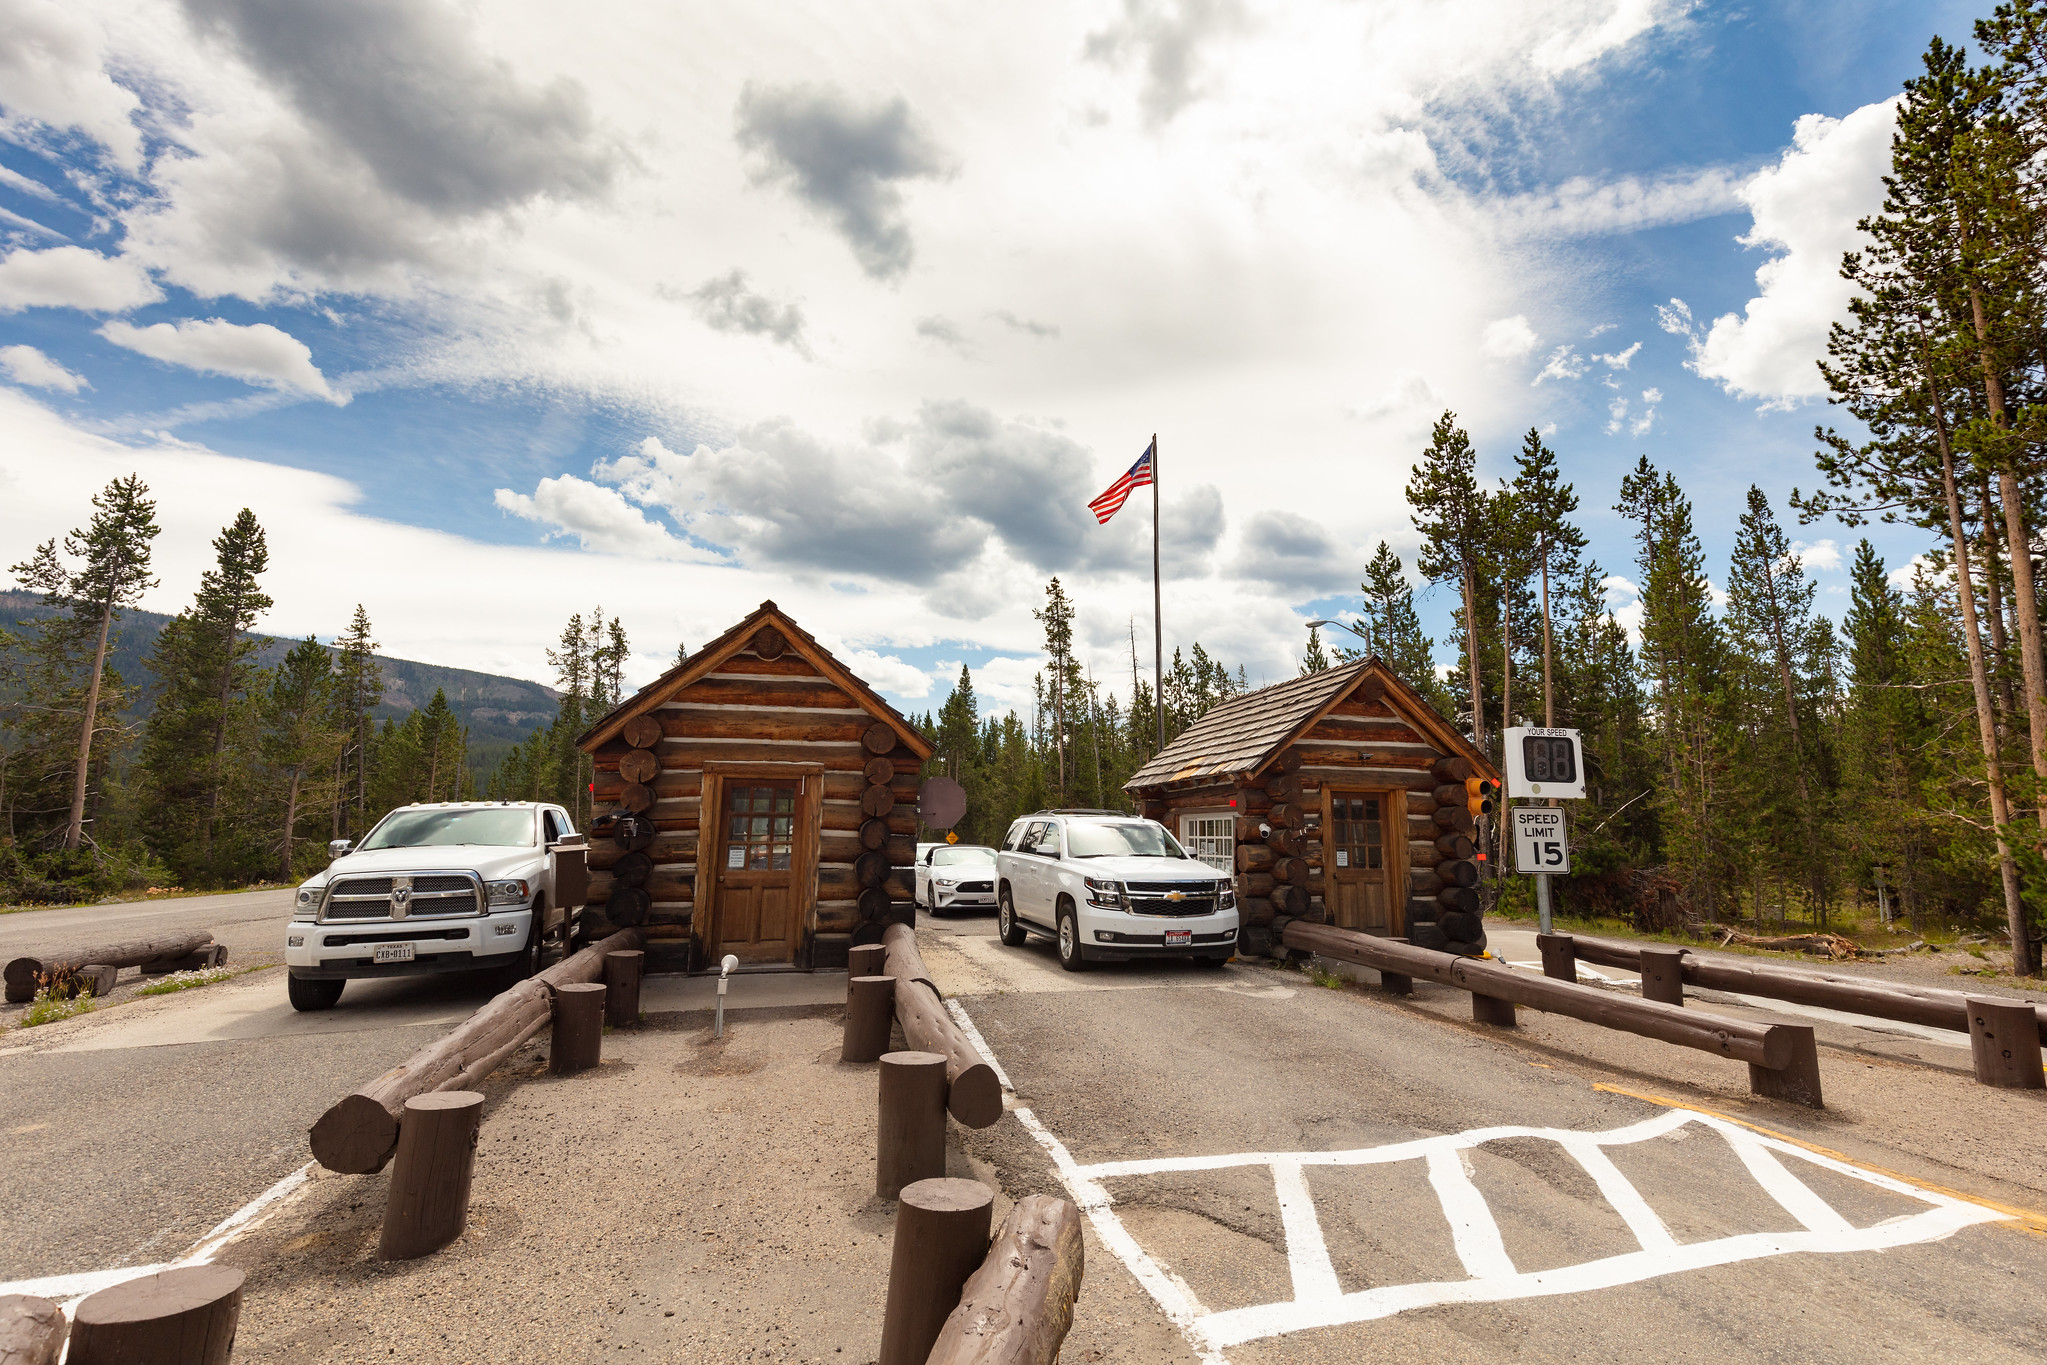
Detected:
left=1994, top=468, right=2047, bottom=844
left=63, top=600, right=116, bottom=851
left=1979, top=478, right=2015, bottom=720
left=1462, top=564, right=1486, bottom=749
left=1540, top=549, right=1555, bottom=728
left=279, top=765, right=301, bottom=883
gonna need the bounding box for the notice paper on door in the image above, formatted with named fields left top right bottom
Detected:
left=1336, top=851, right=1348, bottom=867
left=728, top=846, right=745, bottom=868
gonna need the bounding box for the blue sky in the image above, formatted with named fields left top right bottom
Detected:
left=0, top=0, right=1995, bottom=716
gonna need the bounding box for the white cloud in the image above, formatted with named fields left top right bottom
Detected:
left=841, top=648, right=932, bottom=698
left=0, top=247, right=162, bottom=313
left=1593, top=341, right=1641, bottom=369
left=97, top=318, right=342, bottom=402
left=1533, top=344, right=1588, bottom=385
left=1481, top=314, right=1538, bottom=359
left=0, top=344, right=87, bottom=391
left=1601, top=574, right=1642, bottom=641
left=0, top=1, right=143, bottom=169
left=492, top=475, right=717, bottom=561
left=1655, top=298, right=1693, bottom=334
left=1889, top=554, right=1937, bottom=589
left=1789, top=537, right=1842, bottom=572
left=1483, top=164, right=1748, bottom=237
left=1690, top=98, right=1899, bottom=404
left=1605, top=394, right=1629, bottom=435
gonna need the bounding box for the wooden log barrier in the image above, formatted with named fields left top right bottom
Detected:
left=78, top=964, right=119, bottom=997
left=893, top=976, right=1004, bottom=1128
left=378, top=1091, right=484, bottom=1261
left=310, top=928, right=644, bottom=1173
left=141, top=943, right=228, bottom=975
left=877, top=1051, right=948, bottom=1200
left=68, top=1266, right=243, bottom=1365
left=0, top=1294, right=66, bottom=1365
left=878, top=1178, right=995, bottom=1365
left=849, top=942, right=888, bottom=986
left=549, top=982, right=606, bottom=1075
left=1638, top=947, right=1686, bottom=1007
left=603, top=950, right=643, bottom=1028
left=882, top=922, right=937, bottom=992
left=1966, top=996, right=2046, bottom=1089
left=1472, top=993, right=1516, bottom=1027
left=845, top=976, right=896, bottom=1063
left=1282, top=921, right=1820, bottom=1105
left=5, top=931, right=215, bottom=1002
left=1748, top=1026, right=1823, bottom=1108
left=1573, top=935, right=2047, bottom=1044
left=1536, top=933, right=1577, bottom=983
left=926, top=1194, right=1084, bottom=1365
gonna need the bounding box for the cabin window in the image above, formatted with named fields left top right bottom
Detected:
left=1179, top=814, right=1235, bottom=873
left=725, top=783, right=797, bottom=871
left=1330, top=795, right=1384, bottom=871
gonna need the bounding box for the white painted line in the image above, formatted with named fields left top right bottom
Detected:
left=1424, top=1147, right=1517, bottom=1281
left=1558, top=1136, right=1677, bottom=1254
left=1271, top=1159, right=1342, bottom=1302
left=943, top=998, right=1014, bottom=1094
left=1722, top=1127, right=1855, bottom=1235
left=0, top=1262, right=175, bottom=1303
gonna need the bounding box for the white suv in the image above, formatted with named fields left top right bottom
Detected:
left=995, top=811, right=1238, bottom=971
left=284, top=802, right=587, bottom=1011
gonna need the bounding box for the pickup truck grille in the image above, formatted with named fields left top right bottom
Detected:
left=323, top=873, right=482, bottom=921
left=1123, top=880, right=1222, bottom=916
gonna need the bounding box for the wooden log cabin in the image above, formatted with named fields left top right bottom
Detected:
left=575, top=602, right=933, bottom=973
left=1123, top=658, right=1503, bottom=958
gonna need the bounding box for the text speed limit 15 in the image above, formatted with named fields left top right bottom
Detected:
left=1512, top=807, right=1569, bottom=875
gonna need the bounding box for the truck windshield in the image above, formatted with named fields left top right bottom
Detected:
left=930, top=846, right=996, bottom=866
left=360, top=808, right=535, bottom=850
left=1066, top=823, right=1188, bottom=859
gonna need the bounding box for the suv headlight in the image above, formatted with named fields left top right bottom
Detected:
left=1084, top=876, right=1125, bottom=910
left=485, top=879, right=530, bottom=907
left=1217, top=879, right=1237, bottom=909
left=293, top=886, right=319, bottom=920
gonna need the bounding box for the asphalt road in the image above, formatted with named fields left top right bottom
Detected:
left=0, top=890, right=520, bottom=1283
left=922, top=909, right=2047, bottom=1365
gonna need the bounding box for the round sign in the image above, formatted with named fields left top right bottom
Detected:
left=917, top=776, right=967, bottom=830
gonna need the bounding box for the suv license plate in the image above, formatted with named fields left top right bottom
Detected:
left=1164, top=930, right=1192, bottom=947
left=373, top=943, right=416, bottom=964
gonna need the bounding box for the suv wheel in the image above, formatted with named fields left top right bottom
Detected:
left=287, top=973, right=344, bottom=1011
left=997, top=887, right=1028, bottom=947
left=1056, top=901, right=1089, bottom=973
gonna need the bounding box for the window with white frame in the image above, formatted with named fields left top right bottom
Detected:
left=1180, top=813, right=1236, bottom=873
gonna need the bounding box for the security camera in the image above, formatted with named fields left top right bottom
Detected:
left=1258, top=822, right=1272, bottom=839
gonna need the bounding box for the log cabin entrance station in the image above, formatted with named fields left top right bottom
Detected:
left=1124, top=659, right=1502, bottom=957
left=575, top=603, right=931, bottom=973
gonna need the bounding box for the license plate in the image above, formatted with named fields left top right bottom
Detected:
left=373, top=943, right=416, bottom=964
left=1164, top=929, right=1192, bottom=947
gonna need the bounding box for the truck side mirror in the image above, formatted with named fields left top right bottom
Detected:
left=328, top=839, right=352, bottom=859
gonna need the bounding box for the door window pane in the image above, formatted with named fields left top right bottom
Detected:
left=725, top=783, right=799, bottom=872
left=1332, top=795, right=1383, bottom=872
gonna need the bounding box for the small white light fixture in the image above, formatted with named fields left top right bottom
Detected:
left=715, top=953, right=739, bottom=1038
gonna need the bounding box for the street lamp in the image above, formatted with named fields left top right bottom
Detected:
left=1306, top=618, right=1371, bottom=651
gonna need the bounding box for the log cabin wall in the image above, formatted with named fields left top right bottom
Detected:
left=576, top=607, right=930, bottom=973
left=1129, top=662, right=1497, bottom=958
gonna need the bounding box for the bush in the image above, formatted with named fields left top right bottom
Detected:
left=0, top=841, right=168, bottom=907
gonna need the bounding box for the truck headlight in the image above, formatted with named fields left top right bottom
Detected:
left=485, top=879, right=530, bottom=906
left=293, top=887, right=318, bottom=920
left=1084, top=876, right=1124, bottom=910
left=1217, top=880, right=1236, bottom=908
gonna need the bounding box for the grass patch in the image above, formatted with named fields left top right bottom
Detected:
left=1307, top=964, right=1346, bottom=989
left=19, top=989, right=95, bottom=1027
left=137, top=965, right=256, bottom=996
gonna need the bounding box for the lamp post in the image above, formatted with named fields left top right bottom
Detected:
left=1305, top=619, right=1371, bottom=652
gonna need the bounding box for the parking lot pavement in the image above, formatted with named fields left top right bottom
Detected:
left=922, top=913, right=2047, bottom=1364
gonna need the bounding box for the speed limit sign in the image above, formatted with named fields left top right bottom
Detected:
left=1512, top=807, right=1569, bottom=875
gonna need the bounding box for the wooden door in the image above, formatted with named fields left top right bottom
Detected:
left=1327, top=792, right=1391, bottom=933
left=714, top=781, right=802, bottom=964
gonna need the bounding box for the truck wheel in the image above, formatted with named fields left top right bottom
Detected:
left=512, top=908, right=545, bottom=979
left=287, top=974, right=344, bottom=1012
left=1056, top=901, right=1089, bottom=973
left=997, top=888, right=1028, bottom=947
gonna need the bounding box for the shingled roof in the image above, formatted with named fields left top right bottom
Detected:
left=1123, top=657, right=1492, bottom=791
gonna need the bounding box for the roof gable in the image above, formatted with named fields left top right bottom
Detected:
left=576, top=601, right=934, bottom=759
left=1123, top=658, right=1496, bottom=791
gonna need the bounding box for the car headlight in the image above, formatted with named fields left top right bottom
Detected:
left=293, top=887, right=319, bottom=920
left=485, top=879, right=530, bottom=906
left=1084, top=876, right=1124, bottom=909
left=936, top=876, right=958, bottom=887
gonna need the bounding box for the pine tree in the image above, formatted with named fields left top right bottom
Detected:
left=1512, top=429, right=1588, bottom=727
left=1033, top=579, right=1079, bottom=800
left=7, top=474, right=160, bottom=851
left=1408, top=412, right=1492, bottom=748
left=262, top=638, right=341, bottom=880
left=332, top=606, right=383, bottom=839
left=1299, top=626, right=1332, bottom=675
left=195, top=510, right=273, bottom=858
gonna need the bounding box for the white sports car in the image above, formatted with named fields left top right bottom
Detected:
left=915, top=844, right=999, bottom=915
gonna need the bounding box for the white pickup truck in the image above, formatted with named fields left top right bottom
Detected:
left=995, top=810, right=1238, bottom=970
left=283, top=801, right=589, bottom=1011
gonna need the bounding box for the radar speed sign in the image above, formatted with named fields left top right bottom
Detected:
left=1503, top=726, right=1585, bottom=799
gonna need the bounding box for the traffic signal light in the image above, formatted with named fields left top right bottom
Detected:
left=1465, top=777, right=1498, bottom=820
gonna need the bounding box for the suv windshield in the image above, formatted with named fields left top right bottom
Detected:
left=360, top=808, right=534, bottom=850
left=1066, top=822, right=1190, bottom=859
left=931, top=846, right=996, bottom=866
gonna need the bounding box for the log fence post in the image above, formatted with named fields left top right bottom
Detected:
left=1471, top=993, right=1515, bottom=1027
left=378, top=1091, right=485, bottom=1261
left=1536, top=933, right=1576, bottom=983
left=877, top=1178, right=994, bottom=1365
left=849, top=943, right=888, bottom=988
left=549, top=981, right=606, bottom=1075
left=67, top=1266, right=244, bottom=1364
left=877, top=1050, right=947, bottom=1200
left=1748, top=1024, right=1823, bottom=1108
left=1965, top=996, right=2046, bottom=1089
left=601, top=951, right=643, bottom=1028
left=0, top=1293, right=67, bottom=1365
left=1638, top=947, right=1686, bottom=1007
left=844, top=975, right=896, bottom=1063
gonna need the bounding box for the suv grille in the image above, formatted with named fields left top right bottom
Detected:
left=324, top=874, right=481, bottom=920
left=1123, top=881, right=1221, bottom=917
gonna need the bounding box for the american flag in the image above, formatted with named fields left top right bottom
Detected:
left=1088, top=439, right=1155, bottom=524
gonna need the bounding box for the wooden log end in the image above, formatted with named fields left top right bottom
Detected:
left=946, top=1062, right=1005, bottom=1129
left=0, top=1293, right=67, bottom=1364
left=310, top=1092, right=402, bottom=1174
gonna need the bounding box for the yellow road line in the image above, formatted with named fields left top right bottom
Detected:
left=1592, top=1082, right=2047, bottom=1236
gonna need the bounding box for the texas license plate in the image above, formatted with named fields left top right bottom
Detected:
left=373, top=943, right=416, bottom=963
left=1164, top=930, right=1192, bottom=947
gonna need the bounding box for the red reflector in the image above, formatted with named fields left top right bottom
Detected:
left=1476, top=853, right=1487, bottom=861
left=1229, top=799, right=1237, bottom=807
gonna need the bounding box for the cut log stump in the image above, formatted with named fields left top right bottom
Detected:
left=1638, top=947, right=1686, bottom=1007
left=877, top=1051, right=948, bottom=1200
left=1966, top=996, right=2045, bottom=1089
left=602, top=950, right=643, bottom=1028
left=1536, top=933, right=1577, bottom=983
left=378, top=1091, right=484, bottom=1261
left=844, top=976, right=895, bottom=1063
left=68, top=1265, right=243, bottom=1365
left=549, top=982, right=606, bottom=1075
left=877, top=1178, right=994, bottom=1365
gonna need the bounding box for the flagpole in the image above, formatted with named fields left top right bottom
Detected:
left=1152, top=433, right=1164, bottom=755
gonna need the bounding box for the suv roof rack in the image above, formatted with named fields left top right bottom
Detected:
left=1031, top=808, right=1129, bottom=816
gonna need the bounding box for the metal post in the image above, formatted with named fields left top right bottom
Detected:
left=1535, top=871, right=1552, bottom=934
left=715, top=952, right=737, bottom=1038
